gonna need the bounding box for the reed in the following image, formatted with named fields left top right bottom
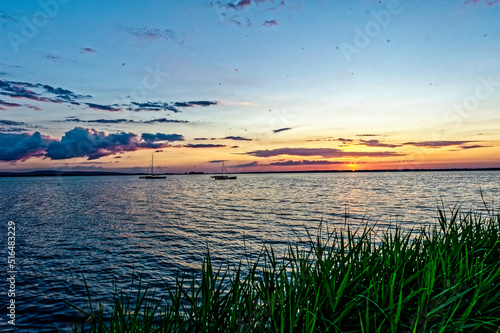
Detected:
left=67, top=206, right=500, bottom=332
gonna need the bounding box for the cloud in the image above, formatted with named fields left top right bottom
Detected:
left=126, top=27, right=185, bottom=45
left=141, top=133, right=184, bottom=142
left=403, top=141, right=475, bottom=148
left=184, top=144, right=227, bottom=148
left=357, top=134, right=380, bottom=137
left=81, top=47, right=97, bottom=53
left=127, top=100, right=218, bottom=113
left=455, top=145, right=492, bottom=150
left=85, top=103, right=122, bottom=112
left=245, top=147, right=405, bottom=158
left=465, top=0, right=500, bottom=6
left=194, top=136, right=251, bottom=141
left=45, top=127, right=181, bottom=160
left=0, top=80, right=91, bottom=105
left=262, top=19, right=278, bottom=27
left=359, top=139, right=401, bottom=148
left=47, top=54, right=61, bottom=62
left=129, top=101, right=166, bottom=112
left=0, top=11, right=17, bottom=23
left=0, top=120, right=26, bottom=126
left=143, top=118, right=189, bottom=124
left=223, top=136, right=252, bottom=141
left=273, top=127, right=292, bottom=133
left=0, top=99, right=22, bottom=109
left=61, top=117, right=188, bottom=124
left=269, top=159, right=347, bottom=166
left=0, top=132, right=55, bottom=162
left=234, top=161, right=260, bottom=168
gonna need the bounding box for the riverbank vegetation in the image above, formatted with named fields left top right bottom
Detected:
left=67, top=206, right=500, bottom=332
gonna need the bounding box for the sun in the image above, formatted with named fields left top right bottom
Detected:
left=348, top=163, right=358, bottom=172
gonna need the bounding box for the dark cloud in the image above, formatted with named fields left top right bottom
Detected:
left=0, top=132, right=55, bottom=162
left=456, top=145, right=492, bottom=150
left=85, top=103, right=122, bottom=112
left=273, top=127, right=292, bottom=133
left=269, top=160, right=347, bottom=166
left=87, top=119, right=131, bottom=124
left=359, top=139, right=401, bottom=148
left=127, top=100, right=218, bottom=113
left=185, top=144, right=227, bottom=148
left=143, top=118, right=188, bottom=124
left=61, top=117, right=188, bottom=124
left=357, top=134, right=380, bottom=137
left=45, top=127, right=179, bottom=160
left=262, top=19, right=278, bottom=27
left=47, top=54, right=61, bottom=62
left=81, top=47, right=97, bottom=53
left=194, top=136, right=251, bottom=141
left=0, top=80, right=90, bottom=105
left=174, top=101, right=218, bottom=108
left=246, top=147, right=405, bottom=158
left=209, top=160, right=228, bottom=163
left=141, top=133, right=184, bottom=142
left=129, top=101, right=166, bottom=112
left=0, top=12, right=18, bottom=23
left=223, top=136, right=252, bottom=141
left=0, top=120, right=26, bottom=126
left=403, top=141, right=475, bottom=148
left=0, top=99, right=22, bottom=109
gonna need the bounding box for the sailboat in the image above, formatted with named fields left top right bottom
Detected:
left=211, top=161, right=237, bottom=180
left=139, top=154, right=166, bottom=179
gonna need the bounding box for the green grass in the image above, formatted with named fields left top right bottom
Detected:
left=66, top=205, right=500, bottom=332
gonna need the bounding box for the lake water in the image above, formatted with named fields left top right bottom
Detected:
left=1, top=171, right=499, bottom=330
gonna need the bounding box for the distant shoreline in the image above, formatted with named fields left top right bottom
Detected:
left=0, top=168, right=499, bottom=177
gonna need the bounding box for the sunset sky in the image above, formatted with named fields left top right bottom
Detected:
left=0, top=0, right=499, bottom=173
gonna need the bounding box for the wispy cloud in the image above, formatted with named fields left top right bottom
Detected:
left=195, top=136, right=252, bottom=141
left=125, top=27, right=185, bottom=45
left=359, top=139, right=401, bottom=148
left=143, top=118, right=189, bottom=124
left=403, top=140, right=476, bottom=148
left=246, top=147, right=405, bottom=158
left=128, top=100, right=218, bottom=113
left=0, top=99, right=21, bottom=109
left=80, top=47, right=97, bottom=53
left=273, top=127, right=292, bottom=133
left=464, top=0, right=500, bottom=6
left=262, top=19, right=278, bottom=27
left=453, top=144, right=492, bottom=150
left=0, top=11, right=18, bottom=23
left=185, top=143, right=227, bottom=148
left=269, top=159, right=346, bottom=166
left=141, top=133, right=184, bottom=142
left=0, top=80, right=91, bottom=105
left=85, top=103, right=122, bottom=112
left=61, top=117, right=189, bottom=124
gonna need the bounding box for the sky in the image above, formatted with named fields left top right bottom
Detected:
left=0, top=0, right=499, bottom=173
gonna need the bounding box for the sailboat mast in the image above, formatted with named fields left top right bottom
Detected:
left=151, top=154, right=154, bottom=175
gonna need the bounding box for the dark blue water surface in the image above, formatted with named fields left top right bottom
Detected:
left=1, top=171, right=499, bottom=330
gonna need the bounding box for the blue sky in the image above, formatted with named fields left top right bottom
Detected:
left=0, top=0, right=499, bottom=173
